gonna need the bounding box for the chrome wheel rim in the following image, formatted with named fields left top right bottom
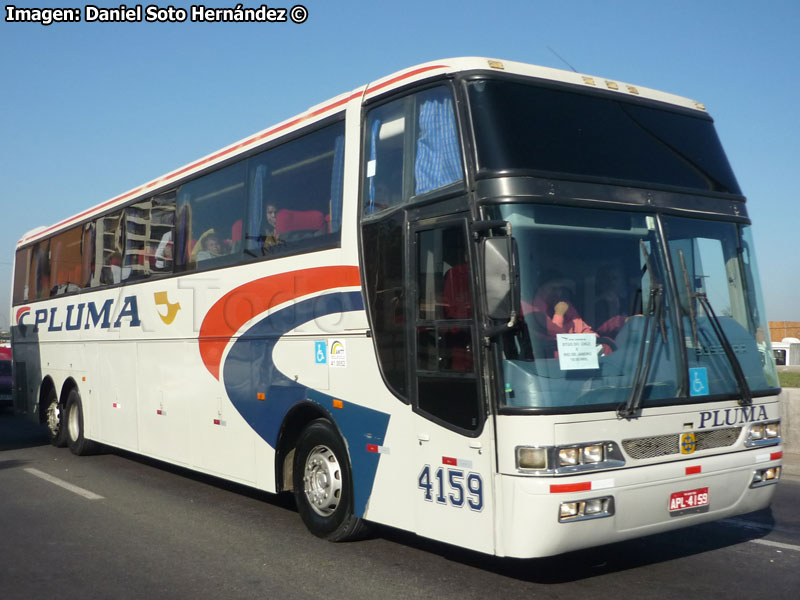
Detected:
left=67, top=402, right=80, bottom=442
left=46, top=401, right=61, bottom=438
left=303, top=445, right=342, bottom=517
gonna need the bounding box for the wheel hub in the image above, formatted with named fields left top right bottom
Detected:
left=303, top=445, right=342, bottom=517
left=46, top=402, right=61, bottom=436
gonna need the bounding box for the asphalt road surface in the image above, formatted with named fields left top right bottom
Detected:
left=1, top=408, right=799, bottom=600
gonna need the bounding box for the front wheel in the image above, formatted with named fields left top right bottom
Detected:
left=292, top=419, right=369, bottom=541
left=65, top=389, right=99, bottom=456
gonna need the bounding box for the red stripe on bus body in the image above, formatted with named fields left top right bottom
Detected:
left=19, top=90, right=364, bottom=246
left=198, top=265, right=361, bottom=380
left=21, top=65, right=449, bottom=246
left=365, top=64, right=449, bottom=96
left=549, top=482, right=592, bottom=494
left=685, top=465, right=702, bottom=475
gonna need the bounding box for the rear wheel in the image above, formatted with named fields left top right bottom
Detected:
left=65, top=389, right=99, bottom=456
left=292, top=419, right=369, bottom=541
left=43, top=387, right=67, bottom=447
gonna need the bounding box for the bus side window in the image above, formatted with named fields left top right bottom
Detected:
left=363, top=98, right=407, bottom=215
left=49, top=225, right=83, bottom=295
left=12, top=246, right=31, bottom=304
left=94, top=211, right=125, bottom=285
left=244, top=120, right=345, bottom=257
left=122, top=192, right=176, bottom=280
left=175, top=161, right=247, bottom=272
left=30, top=239, right=51, bottom=300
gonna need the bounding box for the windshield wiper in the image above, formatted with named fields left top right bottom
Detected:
left=678, top=250, right=699, bottom=348
left=618, top=241, right=664, bottom=419
left=676, top=250, right=752, bottom=406
left=695, top=292, right=753, bottom=406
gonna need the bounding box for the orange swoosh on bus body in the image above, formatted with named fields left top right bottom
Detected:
left=198, top=265, right=361, bottom=380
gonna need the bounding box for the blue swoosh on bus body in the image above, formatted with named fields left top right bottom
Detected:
left=221, top=290, right=389, bottom=517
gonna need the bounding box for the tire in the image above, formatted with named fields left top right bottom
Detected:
left=65, top=389, right=99, bottom=456
left=292, top=419, right=369, bottom=541
left=43, top=387, right=67, bottom=448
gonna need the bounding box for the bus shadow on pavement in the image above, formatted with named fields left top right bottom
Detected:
left=0, top=408, right=50, bottom=451
left=372, top=509, right=777, bottom=583
left=105, top=445, right=298, bottom=513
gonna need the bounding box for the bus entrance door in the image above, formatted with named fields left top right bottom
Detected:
left=411, top=219, right=496, bottom=554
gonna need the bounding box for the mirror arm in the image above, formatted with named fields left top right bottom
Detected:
left=471, top=219, right=510, bottom=239
left=482, top=311, right=519, bottom=342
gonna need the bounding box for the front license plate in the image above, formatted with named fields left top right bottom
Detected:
left=669, top=487, right=709, bottom=514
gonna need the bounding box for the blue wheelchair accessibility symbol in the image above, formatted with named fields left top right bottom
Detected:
left=315, top=341, right=327, bottom=364
left=689, top=367, right=709, bottom=397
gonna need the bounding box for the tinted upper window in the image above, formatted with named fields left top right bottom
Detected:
left=363, top=86, right=464, bottom=216
left=467, top=79, right=740, bottom=194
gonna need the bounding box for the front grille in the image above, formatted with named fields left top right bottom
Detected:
left=622, top=427, right=742, bottom=460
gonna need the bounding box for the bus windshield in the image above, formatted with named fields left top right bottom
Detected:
left=488, top=204, right=778, bottom=411
left=467, top=78, right=741, bottom=194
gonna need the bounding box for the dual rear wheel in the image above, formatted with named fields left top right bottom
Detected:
left=43, top=387, right=98, bottom=455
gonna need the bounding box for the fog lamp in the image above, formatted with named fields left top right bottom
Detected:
left=559, top=502, right=580, bottom=520
left=584, top=498, right=606, bottom=515
left=751, top=466, right=782, bottom=487
left=558, top=496, right=614, bottom=522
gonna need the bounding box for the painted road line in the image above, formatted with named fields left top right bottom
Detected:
left=24, top=468, right=104, bottom=500
left=750, top=539, right=800, bottom=552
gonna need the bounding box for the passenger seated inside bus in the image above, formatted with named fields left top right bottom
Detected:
left=193, top=230, right=228, bottom=262
left=262, top=203, right=279, bottom=248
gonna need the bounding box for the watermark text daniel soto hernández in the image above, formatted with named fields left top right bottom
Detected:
left=4, top=4, right=309, bottom=25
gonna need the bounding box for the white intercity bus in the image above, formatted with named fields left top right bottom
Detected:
left=10, top=58, right=783, bottom=557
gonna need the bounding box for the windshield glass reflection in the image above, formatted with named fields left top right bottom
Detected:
left=488, top=205, right=777, bottom=411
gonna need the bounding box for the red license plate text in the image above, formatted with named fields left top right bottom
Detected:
left=669, top=487, right=709, bottom=512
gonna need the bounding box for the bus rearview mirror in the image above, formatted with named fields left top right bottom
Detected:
left=482, top=236, right=519, bottom=322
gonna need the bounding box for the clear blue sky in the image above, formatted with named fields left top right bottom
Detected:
left=1, top=0, right=798, bottom=331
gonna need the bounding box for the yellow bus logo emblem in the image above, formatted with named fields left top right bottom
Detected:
left=154, top=291, right=181, bottom=325
left=680, top=432, right=697, bottom=455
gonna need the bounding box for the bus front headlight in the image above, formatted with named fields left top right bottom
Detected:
left=746, top=421, right=781, bottom=447
left=558, top=447, right=581, bottom=467
left=582, top=444, right=604, bottom=464
left=516, top=447, right=548, bottom=471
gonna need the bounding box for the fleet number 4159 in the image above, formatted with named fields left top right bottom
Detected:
left=417, top=465, right=483, bottom=511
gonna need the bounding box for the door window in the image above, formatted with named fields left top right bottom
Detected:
left=415, top=224, right=480, bottom=430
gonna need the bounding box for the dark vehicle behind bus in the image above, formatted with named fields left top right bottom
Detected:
left=0, top=347, right=12, bottom=408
